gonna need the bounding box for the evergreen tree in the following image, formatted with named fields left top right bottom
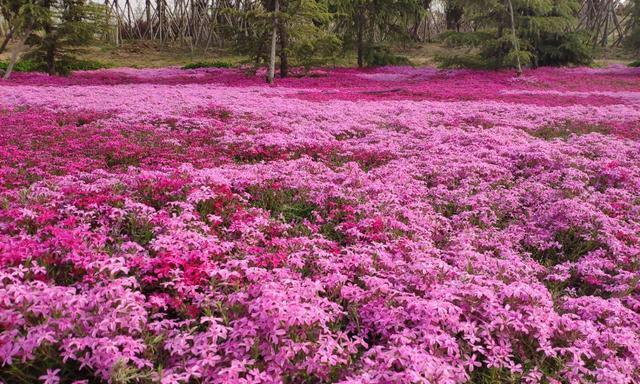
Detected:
left=1, top=0, right=102, bottom=77
left=232, top=0, right=339, bottom=78
left=438, top=0, right=592, bottom=69
left=29, top=0, right=100, bottom=75
left=332, top=0, right=421, bottom=67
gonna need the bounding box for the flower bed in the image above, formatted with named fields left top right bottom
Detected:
left=1, top=66, right=640, bottom=383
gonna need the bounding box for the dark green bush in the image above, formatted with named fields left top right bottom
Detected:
left=629, top=60, right=640, bottom=67
left=55, top=57, right=110, bottom=73
left=0, top=59, right=40, bottom=72
left=291, top=34, right=342, bottom=70
left=7, top=55, right=109, bottom=75
left=435, top=54, right=495, bottom=69
left=182, top=61, right=233, bottom=70
left=439, top=30, right=494, bottom=48
left=363, top=45, right=411, bottom=67
left=7, top=52, right=110, bottom=75
left=534, top=31, right=592, bottom=67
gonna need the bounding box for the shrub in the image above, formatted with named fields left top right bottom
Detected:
left=435, top=54, right=495, bottom=69
left=247, top=186, right=317, bottom=224
left=291, top=34, right=342, bottom=70
left=4, top=56, right=110, bottom=75
left=439, top=30, right=494, bottom=48
left=363, top=45, right=411, bottom=67
left=0, top=59, right=40, bottom=73
left=57, top=57, right=110, bottom=72
left=182, top=61, right=233, bottom=70
left=535, top=31, right=593, bottom=67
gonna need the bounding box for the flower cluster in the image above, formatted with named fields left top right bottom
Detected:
left=1, top=65, right=639, bottom=383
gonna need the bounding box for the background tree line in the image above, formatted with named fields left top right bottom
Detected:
left=1, top=0, right=640, bottom=79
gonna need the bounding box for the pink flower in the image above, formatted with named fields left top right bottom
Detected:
left=39, top=369, right=60, bottom=384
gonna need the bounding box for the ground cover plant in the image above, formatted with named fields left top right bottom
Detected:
left=0, top=65, right=640, bottom=383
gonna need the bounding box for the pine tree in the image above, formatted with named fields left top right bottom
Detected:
left=332, top=0, right=421, bottom=67
left=35, top=0, right=99, bottom=75
left=438, top=0, right=592, bottom=69
left=234, top=0, right=339, bottom=78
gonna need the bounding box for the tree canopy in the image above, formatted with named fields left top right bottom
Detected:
left=1, top=0, right=639, bottom=79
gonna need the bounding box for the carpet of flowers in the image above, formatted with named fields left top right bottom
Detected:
left=1, top=65, right=640, bottom=384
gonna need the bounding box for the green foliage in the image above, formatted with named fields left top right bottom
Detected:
left=527, top=228, right=605, bottom=267
left=0, top=57, right=107, bottom=74
left=439, top=30, right=494, bottom=48
left=20, top=0, right=105, bottom=75
left=0, top=346, right=97, bottom=384
left=291, top=34, right=342, bottom=69
left=285, top=0, right=342, bottom=70
left=332, top=0, right=422, bottom=67
left=435, top=0, right=592, bottom=69
left=0, top=59, right=39, bottom=72
left=480, top=34, right=533, bottom=68
left=527, top=121, right=612, bottom=140
left=362, top=44, right=411, bottom=67
left=248, top=186, right=318, bottom=224
left=122, top=214, right=155, bottom=246
left=435, top=53, right=492, bottom=69
left=629, top=59, right=640, bottom=67
left=227, top=0, right=341, bottom=71
left=623, top=0, right=640, bottom=52
left=531, top=31, right=592, bottom=67
left=182, top=60, right=234, bottom=69
left=53, top=56, right=109, bottom=73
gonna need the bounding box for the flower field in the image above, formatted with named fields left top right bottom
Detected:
left=1, top=65, right=640, bottom=384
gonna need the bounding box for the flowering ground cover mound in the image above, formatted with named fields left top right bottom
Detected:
left=1, top=65, right=640, bottom=384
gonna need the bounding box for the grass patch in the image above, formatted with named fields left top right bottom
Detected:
left=122, top=214, right=154, bottom=246
left=246, top=186, right=355, bottom=244
left=105, top=153, right=142, bottom=169
left=527, top=228, right=605, bottom=267
left=247, top=186, right=317, bottom=224
left=527, top=121, right=611, bottom=140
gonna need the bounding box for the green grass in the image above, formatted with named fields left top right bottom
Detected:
left=248, top=187, right=317, bottom=224
left=527, top=121, right=612, bottom=140
left=527, top=228, right=605, bottom=267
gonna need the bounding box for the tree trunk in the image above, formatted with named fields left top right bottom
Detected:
left=4, top=29, right=31, bottom=80
left=158, top=0, right=164, bottom=42
left=146, top=0, right=153, bottom=38
left=278, top=1, right=288, bottom=78
left=46, top=42, right=56, bottom=75
left=506, top=0, right=522, bottom=76
left=0, top=28, right=14, bottom=54
left=267, top=0, right=278, bottom=83
left=356, top=8, right=365, bottom=68
left=42, top=0, right=57, bottom=76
